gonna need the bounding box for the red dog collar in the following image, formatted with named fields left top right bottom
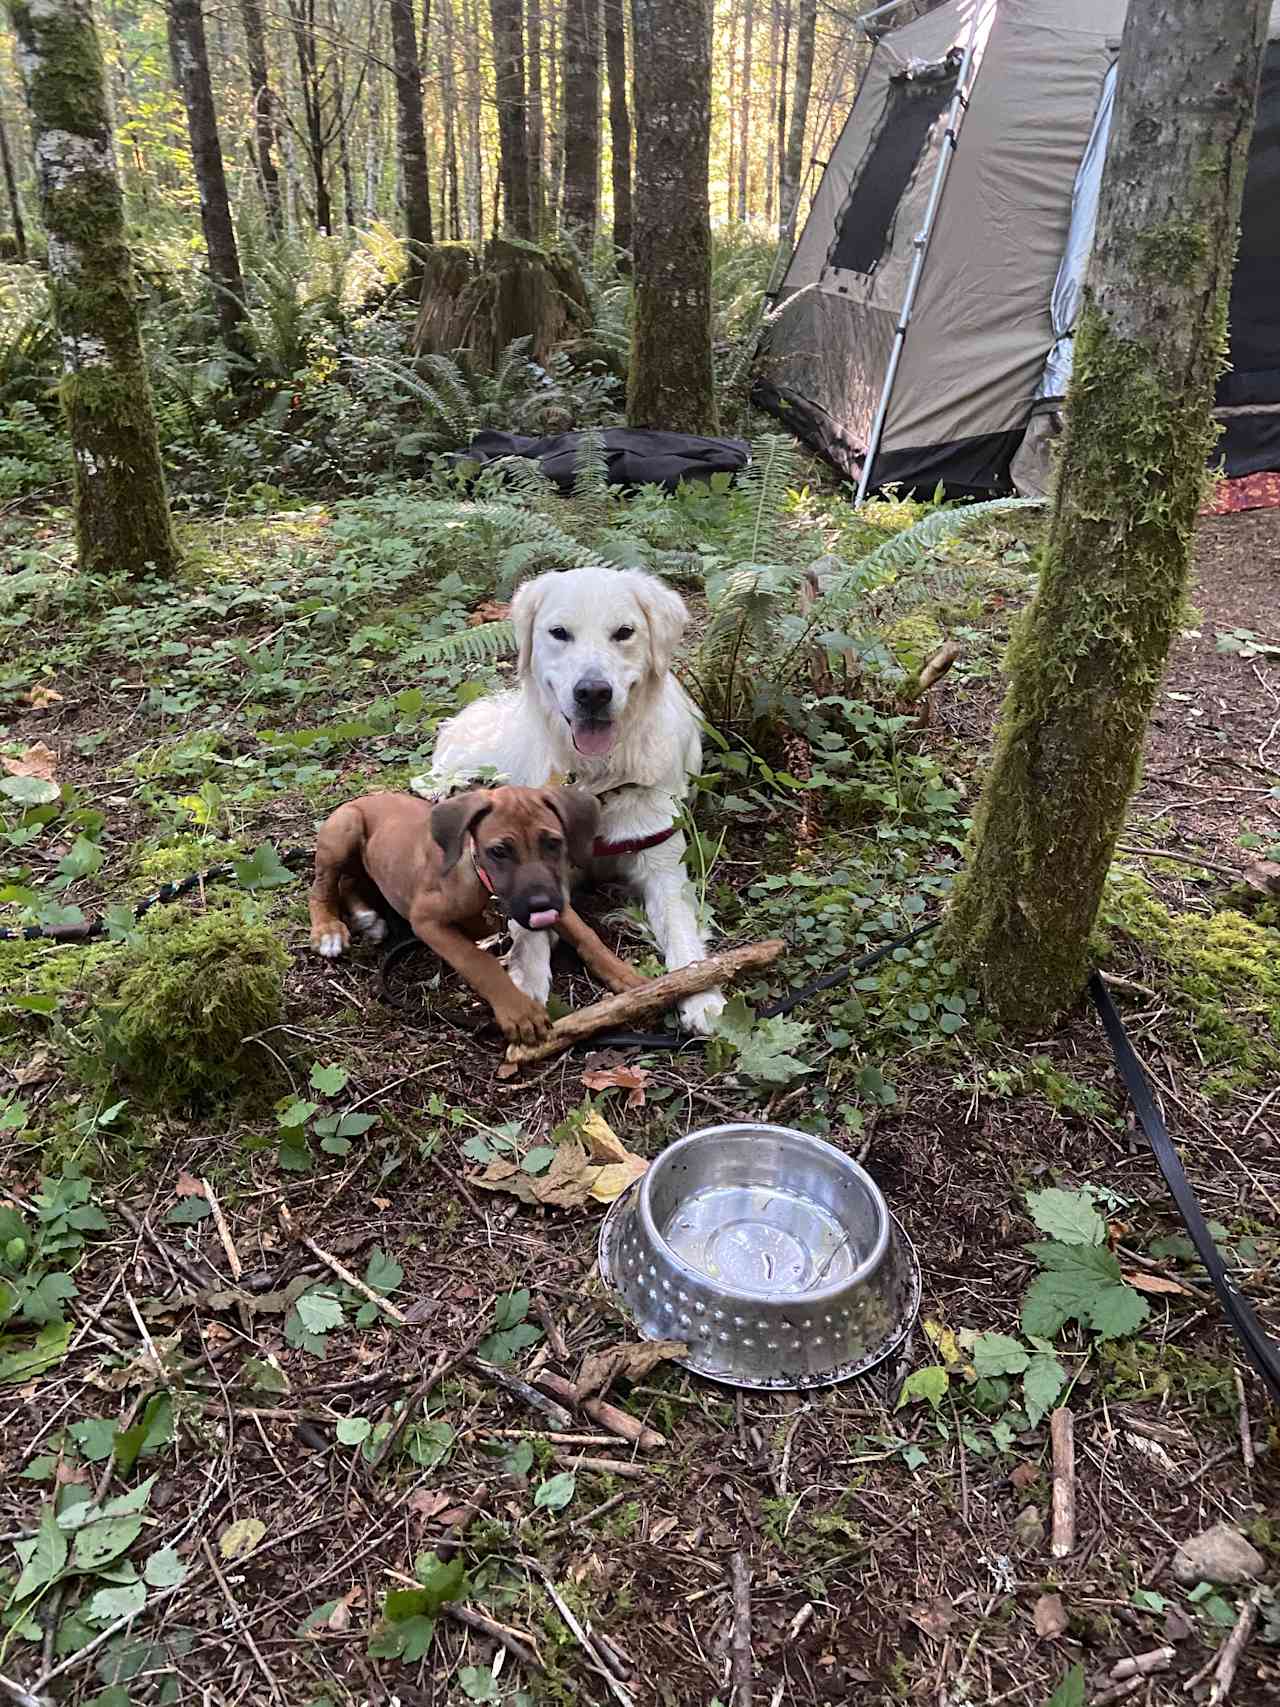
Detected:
left=592, top=825, right=677, bottom=859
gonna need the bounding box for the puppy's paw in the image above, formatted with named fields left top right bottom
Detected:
left=679, top=988, right=725, bottom=1036
left=607, top=964, right=649, bottom=994
left=349, top=906, right=387, bottom=944
left=312, top=921, right=350, bottom=959
left=495, top=994, right=553, bottom=1045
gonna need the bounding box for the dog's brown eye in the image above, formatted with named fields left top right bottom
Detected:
left=549, top=626, right=572, bottom=642
left=543, top=836, right=563, bottom=854
left=612, top=626, right=635, bottom=641
left=487, top=844, right=511, bottom=861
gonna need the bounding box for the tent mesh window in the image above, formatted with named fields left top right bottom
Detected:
left=827, top=53, right=961, bottom=277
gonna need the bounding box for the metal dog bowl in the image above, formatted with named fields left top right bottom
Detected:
left=598, top=1123, right=920, bottom=1390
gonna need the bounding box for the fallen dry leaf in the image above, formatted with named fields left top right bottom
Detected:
left=580, top=1064, right=651, bottom=1108
left=2, top=741, right=58, bottom=782
left=1033, top=1592, right=1068, bottom=1639
left=906, top=1597, right=956, bottom=1642
left=324, top=1586, right=363, bottom=1632
left=1122, top=1271, right=1191, bottom=1297
left=575, top=1340, right=688, bottom=1400
left=923, top=1317, right=976, bottom=1380
left=26, top=685, right=63, bottom=709
left=1243, top=858, right=1280, bottom=896
left=174, top=1171, right=205, bottom=1197
left=473, top=1116, right=648, bottom=1211
left=406, top=1487, right=453, bottom=1525
left=1009, top=1461, right=1039, bottom=1489
left=13, top=1049, right=57, bottom=1087
left=219, top=1517, right=266, bottom=1561
left=649, top=1514, right=679, bottom=1543
left=469, top=599, right=511, bottom=626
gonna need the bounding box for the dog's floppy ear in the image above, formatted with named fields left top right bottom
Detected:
left=430, top=790, right=493, bottom=874
left=635, top=573, right=688, bottom=678
left=544, top=787, right=600, bottom=867
left=511, top=573, right=550, bottom=679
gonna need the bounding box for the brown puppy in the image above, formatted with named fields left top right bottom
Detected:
left=308, top=786, right=645, bottom=1043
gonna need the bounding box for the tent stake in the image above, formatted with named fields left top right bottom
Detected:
left=854, top=7, right=986, bottom=505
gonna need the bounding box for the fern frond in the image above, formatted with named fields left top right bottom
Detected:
left=491, top=335, right=536, bottom=410
left=729, top=434, right=800, bottom=564
left=570, top=426, right=612, bottom=531
left=416, top=352, right=481, bottom=441
left=415, top=620, right=515, bottom=667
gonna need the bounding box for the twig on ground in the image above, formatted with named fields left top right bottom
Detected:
left=471, top=1358, right=574, bottom=1429
left=535, top=1371, right=664, bottom=1449
left=1113, top=842, right=1243, bottom=882
left=1050, top=1408, right=1075, bottom=1558
left=0, top=1673, right=52, bottom=1707
left=201, top=1177, right=242, bottom=1280
left=518, top=1557, right=635, bottom=1707
left=277, top=1204, right=409, bottom=1325
left=200, top=1537, right=285, bottom=1704
left=552, top=1452, right=648, bottom=1479
left=1241, top=1083, right=1279, bottom=1137
left=1234, top=1368, right=1256, bottom=1472
left=730, top=1550, right=754, bottom=1707
left=1207, top=1587, right=1266, bottom=1705
left=445, top=1603, right=543, bottom=1671
left=1090, top=1679, right=1143, bottom=1706
left=368, top=1327, right=489, bottom=1473
left=505, top=940, right=785, bottom=1064
left=1110, top=1647, right=1174, bottom=1681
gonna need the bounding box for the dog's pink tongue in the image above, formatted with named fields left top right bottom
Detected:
left=527, top=909, right=560, bottom=930
left=572, top=721, right=616, bottom=757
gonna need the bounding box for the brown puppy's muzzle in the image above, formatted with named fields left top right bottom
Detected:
left=505, top=859, right=565, bottom=931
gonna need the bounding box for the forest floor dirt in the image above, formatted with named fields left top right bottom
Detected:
left=0, top=496, right=1277, bottom=1707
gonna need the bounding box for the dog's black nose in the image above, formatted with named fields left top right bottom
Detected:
left=573, top=678, right=613, bottom=714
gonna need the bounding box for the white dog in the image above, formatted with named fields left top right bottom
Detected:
left=427, top=566, right=724, bottom=1033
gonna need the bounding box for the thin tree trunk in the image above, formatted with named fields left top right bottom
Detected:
left=328, top=0, right=358, bottom=227
left=365, top=9, right=384, bottom=219
left=775, top=0, right=791, bottom=233
left=0, top=87, right=25, bottom=260
left=547, top=7, right=565, bottom=223
left=780, top=0, right=815, bottom=237
left=526, top=0, right=545, bottom=234
left=628, top=0, right=717, bottom=434
left=490, top=0, right=531, bottom=235
left=288, top=0, right=332, bottom=232
left=945, top=0, right=1269, bottom=1028
left=438, top=0, right=462, bottom=237
left=389, top=0, right=434, bottom=272
left=461, top=0, right=483, bottom=239
left=737, top=0, right=753, bottom=221
left=238, top=0, right=283, bottom=236
left=602, top=0, right=630, bottom=260
left=166, top=0, right=251, bottom=356
left=5, top=0, right=177, bottom=577
left=561, top=0, right=600, bottom=247
left=763, top=0, right=779, bottom=226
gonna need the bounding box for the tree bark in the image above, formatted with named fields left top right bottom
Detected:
left=561, top=0, right=600, bottom=247
left=238, top=0, right=282, bottom=235
left=943, top=0, right=1270, bottom=1029
left=0, top=87, right=25, bottom=259
left=602, top=0, right=631, bottom=260
left=490, top=0, right=531, bottom=236
left=774, top=0, right=791, bottom=232
left=388, top=0, right=434, bottom=272
left=779, top=0, right=815, bottom=237
left=288, top=0, right=332, bottom=232
left=437, top=0, right=462, bottom=237
left=526, top=0, right=545, bottom=233
left=628, top=0, right=717, bottom=434
left=5, top=0, right=177, bottom=577
left=166, top=0, right=250, bottom=358
left=737, top=0, right=753, bottom=221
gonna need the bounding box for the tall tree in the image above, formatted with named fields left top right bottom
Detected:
left=388, top=0, right=433, bottom=271
left=628, top=0, right=717, bottom=434
left=5, top=0, right=177, bottom=576
left=736, top=0, right=753, bottom=220
left=774, top=0, right=791, bottom=229
left=779, top=0, right=816, bottom=235
left=238, top=0, right=282, bottom=235
left=602, top=0, right=631, bottom=259
left=0, top=82, right=25, bottom=259
left=561, top=0, right=600, bottom=246
left=944, top=0, right=1269, bottom=1028
left=490, top=0, right=531, bottom=235
left=166, top=0, right=251, bottom=358
left=288, top=0, right=332, bottom=231
left=526, top=0, right=545, bottom=232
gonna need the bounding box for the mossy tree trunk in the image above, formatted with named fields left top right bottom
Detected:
left=388, top=0, right=433, bottom=277
left=238, top=0, right=283, bottom=237
left=561, top=0, right=600, bottom=247
left=627, top=0, right=717, bottom=435
left=526, top=0, right=545, bottom=234
left=489, top=0, right=531, bottom=237
left=944, top=0, right=1270, bottom=1030
left=0, top=85, right=26, bottom=260
left=167, top=0, right=251, bottom=360
left=6, top=0, right=178, bottom=578
left=779, top=0, right=816, bottom=238
left=602, top=0, right=631, bottom=262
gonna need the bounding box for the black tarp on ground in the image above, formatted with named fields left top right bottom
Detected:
left=445, top=429, right=751, bottom=491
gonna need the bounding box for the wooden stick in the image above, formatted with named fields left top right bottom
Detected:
left=535, top=1371, right=665, bottom=1450
left=202, top=1177, right=242, bottom=1281
left=469, top=1358, right=575, bottom=1429
left=1208, top=1587, right=1265, bottom=1706
left=1234, top=1368, right=1256, bottom=1471
left=1050, top=1408, right=1075, bottom=1558
left=505, top=939, right=786, bottom=1065
left=276, top=1204, right=410, bottom=1326
left=1111, top=1647, right=1174, bottom=1681
left=444, top=1603, right=542, bottom=1672
left=553, top=1452, right=648, bottom=1480
left=730, top=1550, right=754, bottom=1707
left=200, top=1537, right=285, bottom=1705
left=903, top=641, right=962, bottom=701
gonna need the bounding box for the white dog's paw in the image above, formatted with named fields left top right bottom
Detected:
left=349, top=906, right=386, bottom=944
left=312, top=927, right=348, bottom=960
left=679, top=988, right=725, bottom=1036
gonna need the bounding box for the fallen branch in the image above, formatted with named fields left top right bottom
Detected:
left=505, top=939, right=786, bottom=1065
left=202, top=1177, right=242, bottom=1280
left=903, top=641, right=962, bottom=702
left=730, top=1551, right=754, bottom=1707
left=534, top=1371, right=665, bottom=1450
left=469, top=1357, right=575, bottom=1429
left=1050, top=1408, right=1075, bottom=1558
left=1208, top=1587, right=1266, bottom=1706
left=1110, top=1646, right=1174, bottom=1681
left=445, top=1602, right=542, bottom=1671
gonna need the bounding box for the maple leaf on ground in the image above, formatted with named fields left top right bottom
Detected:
left=2, top=742, right=58, bottom=782
left=580, top=1064, right=650, bottom=1108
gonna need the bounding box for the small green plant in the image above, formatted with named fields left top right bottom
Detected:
left=477, top=1288, right=544, bottom=1365
left=367, top=1552, right=468, bottom=1663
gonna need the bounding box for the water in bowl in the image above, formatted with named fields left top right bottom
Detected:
left=660, top=1183, right=861, bottom=1296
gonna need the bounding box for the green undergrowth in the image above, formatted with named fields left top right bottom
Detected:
left=1104, top=877, right=1280, bottom=1094
left=86, top=901, right=289, bottom=1109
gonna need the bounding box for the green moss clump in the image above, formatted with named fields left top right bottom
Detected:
left=98, top=904, right=288, bottom=1108
left=887, top=611, right=944, bottom=676
left=1104, top=879, right=1280, bottom=1092
left=129, top=837, right=240, bottom=895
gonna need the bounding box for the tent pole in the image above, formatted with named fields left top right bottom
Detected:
left=854, top=9, right=985, bottom=506
left=856, top=0, right=923, bottom=32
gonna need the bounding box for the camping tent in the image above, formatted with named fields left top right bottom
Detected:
left=754, top=0, right=1280, bottom=500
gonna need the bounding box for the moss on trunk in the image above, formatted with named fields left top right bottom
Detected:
left=627, top=0, right=718, bottom=435
left=7, top=0, right=177, bottom=579
left=943, top=0, right=1270, bottom=1028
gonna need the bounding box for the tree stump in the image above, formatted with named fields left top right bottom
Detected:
left=413, top=238, right=591, bottom=370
